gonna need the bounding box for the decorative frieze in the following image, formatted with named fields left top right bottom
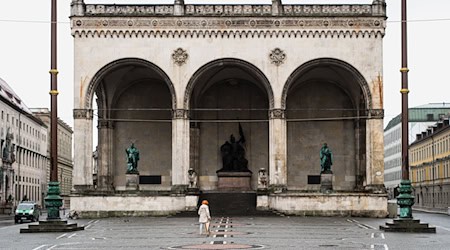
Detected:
left=73, top=109, right=94, bottom=119
left=172, top=48, right=188, bottom=66
left=269, top=109, right=285, bottom=119
left=269, top=48, right=286, bottom=66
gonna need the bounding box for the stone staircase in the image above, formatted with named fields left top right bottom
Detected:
left=174, top=192, right=282, bottom=217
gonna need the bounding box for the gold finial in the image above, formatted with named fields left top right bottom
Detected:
left=49, top=69, right=59, bottom=75
left=400, top=88, right=410, bottom=94
left=399, top=67, right=409, bottom=73
left=49, top=90, right=59, bottom=95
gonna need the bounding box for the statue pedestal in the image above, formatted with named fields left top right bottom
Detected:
left=217, top=171, right=252, bottom=191
left=126, top=174, right=139, bottom=191
left=320, top=173, right=333, bottom=193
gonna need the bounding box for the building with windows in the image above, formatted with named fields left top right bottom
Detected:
left=410, top=117, right=450, bottom=212
left=31, top=108, right=74, bottom=208
left=70, top=0, right=388, bottom=217
left=0, top=78, right=48, bottom=210
left=384, top=103, right=450, bottom=198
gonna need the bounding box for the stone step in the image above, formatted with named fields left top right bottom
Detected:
left=20, top=220, right=85, bottom=233
left=380, top=219, right=436, bottom=233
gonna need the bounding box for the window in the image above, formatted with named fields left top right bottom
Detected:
left=427, top=114, right=434, bottom=121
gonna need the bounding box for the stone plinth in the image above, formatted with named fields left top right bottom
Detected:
left=20, top=220, right=84, bottom=233
left=320, top=173, right=333, bottom=193
left=380, top=219, right=436, bottom=233
left=126, top=174, right=139, bottom=191
left=217, top=171, right=252, bottom=191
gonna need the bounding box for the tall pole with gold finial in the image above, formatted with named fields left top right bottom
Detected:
left=45, top=0, right=63, bottom=221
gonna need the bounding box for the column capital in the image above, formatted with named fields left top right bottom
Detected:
left=97, top=120, right=114, bottom=129
left=367, top=109, right=384, bottom=119
left=73, top=109, right=94, bottom=120
left=172, top=109, right=189, bottom=119
left=269, top=109, right=285, bottom=119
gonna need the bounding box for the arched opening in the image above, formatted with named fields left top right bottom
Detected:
left=88, top=58, right=175, bottom=190
left=186, top=59, right=273, bottom=190
left=283, top=58, right=370, bottom=191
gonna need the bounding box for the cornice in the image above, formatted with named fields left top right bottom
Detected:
left=71, top=17, right=385, bottom=39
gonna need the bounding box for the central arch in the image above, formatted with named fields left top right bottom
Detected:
left=185, top=58, right=273, bottom=191
left=184, top=58, right=274, bottom=110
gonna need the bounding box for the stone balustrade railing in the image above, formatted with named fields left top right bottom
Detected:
left=82, top=4, right=384, bottom=17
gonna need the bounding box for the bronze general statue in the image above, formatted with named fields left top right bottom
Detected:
left=126, top=143, right=140, bottom=174
left=320, top=143, right=333, bottom=174
left=217, top=123, right=250, bottom=173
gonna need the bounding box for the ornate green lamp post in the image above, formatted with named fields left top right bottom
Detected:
left=20, top=0, right=83, bottom=232
left=397, top=0, right=414, bottom=220
left=380, top=0, right=435, bottom=232
left=45, top=0, right=63, bottom=221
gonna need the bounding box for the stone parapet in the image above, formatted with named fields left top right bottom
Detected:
left=267, top=192, right=388, bottom=217
left=81, top=3, right=385, bottom=18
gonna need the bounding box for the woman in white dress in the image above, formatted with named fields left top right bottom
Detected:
left=198, top=200, right=211, bottom=235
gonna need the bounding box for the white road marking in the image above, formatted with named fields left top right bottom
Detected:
left=56, top=233, right=67, bottom=239
left=68, top=233, right=77, bottom=238
left=436, top=225, right=450, bottom=232
left=31, top=245, right=48, bottom=250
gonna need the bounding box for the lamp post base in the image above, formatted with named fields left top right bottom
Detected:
left=20, top=182, right=84, bottom=233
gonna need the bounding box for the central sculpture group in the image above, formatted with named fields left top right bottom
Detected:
left=217, top=123, right=251, bottom=173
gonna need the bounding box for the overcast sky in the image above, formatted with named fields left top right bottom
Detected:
left=0, top=0, right=449, bottom=129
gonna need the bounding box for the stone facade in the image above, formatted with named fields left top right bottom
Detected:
left=0, top=78, right=48, bottom=209
left=70, top=0, right=387, bottom=217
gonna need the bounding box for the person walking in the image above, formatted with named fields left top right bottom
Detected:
left=198, top=200, right=211, bottom=235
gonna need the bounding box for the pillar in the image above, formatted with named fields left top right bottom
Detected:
left=171, top=109, right=190, bottom=191
left=269, top=109, right=287, bottom=190
left=96, top=120, right=114, bottom=191
left=73, top=109, right=94, bottom=190
left=365, top=109, right=385, bottom=192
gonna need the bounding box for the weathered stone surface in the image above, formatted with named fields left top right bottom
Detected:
left=70, top=0, right=387, bottom=217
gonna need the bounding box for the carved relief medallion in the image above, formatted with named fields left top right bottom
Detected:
left=172, top=48, right=188, bottom=66
left=269, top=48, right=286, bottom=66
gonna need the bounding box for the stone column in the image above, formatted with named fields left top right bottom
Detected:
left=73, top=109, right=94, bottom=190
left=96, top=120, right=114, bottom=191
left=269, top=109, right=287, bottom=190
left=365, top=109, right=385, bottom=192
left=171, top=109, right=189, bottom=192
